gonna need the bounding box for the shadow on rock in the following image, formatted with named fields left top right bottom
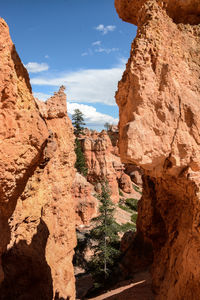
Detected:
left=0, top=219, right=53, bottom=300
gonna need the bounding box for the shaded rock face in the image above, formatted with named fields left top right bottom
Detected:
left=125, top=164, right=143, bottom=186
left=0, top=19, right=76, bottom=300
left=115, top=1, right=200, bottom=299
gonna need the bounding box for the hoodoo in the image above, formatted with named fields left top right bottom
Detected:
left=115, top=0, right=200, bottom=299
left=0, top=19, right=76, bottom=299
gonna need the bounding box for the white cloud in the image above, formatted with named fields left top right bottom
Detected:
left=68, top=102, right=118, bottom=126
left=25, top=62, right=49, bottom=73
left=92, top=40, right=101, bottom=46
left=34, top=92, right=51, bottom=101
left=81, top=48, right=93, bottom=57
left=30, top=60, right=127, bottom=106
left=95, top=47, right=119, bottom=54
left=81, top=52, right=88, bottom=56
left=95, top=24, right=116, bottom=35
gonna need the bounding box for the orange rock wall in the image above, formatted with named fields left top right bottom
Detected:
left=115, top=0, right=200, bottom=299
left=72, top=173, right=98, bottom=226
left=0, top=19, right=76, bottom=299
left=115, top=0, right=200, bottom=25
left=80, top=130, right=123, bottom=203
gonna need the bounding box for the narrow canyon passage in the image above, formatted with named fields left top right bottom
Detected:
left=0, top=0, right=199, bottom=299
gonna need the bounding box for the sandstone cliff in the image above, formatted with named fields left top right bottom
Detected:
left=115, top=0, right=200, bottom=299
left=72, top=128, right=142, bottom=229
left=0, top=19, right=76, bottom=300
left=79, top=128, right=138, bottom=204
left=72, top=173, right=98, bottom=226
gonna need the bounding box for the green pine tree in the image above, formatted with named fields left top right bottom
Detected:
left=89, top=182, right=120, bottom=285
left=74, top=138, right=88, bottom=177
left=104, top=122, right=111, bottom=131
left=72, top=109, right=88, bottom=176
left=72, top=109, right=85, bottom=137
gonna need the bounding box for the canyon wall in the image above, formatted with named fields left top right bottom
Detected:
left=72, top=173, right=98, bottom=226
left=73, top=128, right=142, bottom=227
left=115, top=0, right=200, bottom=299
left=79, top=128, right=137, bottom=204
left=0, top=19, right=76, bottom=300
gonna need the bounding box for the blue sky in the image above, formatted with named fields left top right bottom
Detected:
left=1, top=0, right=137, bottom=130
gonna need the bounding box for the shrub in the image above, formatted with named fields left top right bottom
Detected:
left=125, top=198, right=138, bottom=211
left=118, top=204, right=133, bottom=214
left=120, top=222, right=136, bottom=232
left=118, top=189, right=123, bottom=197
left=131, top=213, right=138, bottom=224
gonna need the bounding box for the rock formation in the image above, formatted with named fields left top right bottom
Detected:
left=79, top=128, right=137, bottom=203
left=0, top=18, right=76, bottom=300
left=115, top=0, right=200, bottom=299
left=72, top=173, right=98, bottom=226
left=115, top=0, right=200, bottom=25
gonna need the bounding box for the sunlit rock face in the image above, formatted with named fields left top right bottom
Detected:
left=115, top=0, right=200, bottom=299
left=0, top=18, right=76, bottom=300
left=72, top=172, right=98, bottom=226
left=115, top=0, right=200, bottom=25
left=80, top=128, right=137, bottom=203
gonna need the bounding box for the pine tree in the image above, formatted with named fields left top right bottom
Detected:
left=74, top=138, right=88, bottom=177
left=72, top=109, right=88, bottom=176
left=104, top=122, right=111, bottom=131
left=89, top=182, right=120, bottom=284
left=72, top=109, right=85, bottom=137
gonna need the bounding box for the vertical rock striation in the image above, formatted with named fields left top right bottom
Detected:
left=115, top=0, right=200, bottom=299
left=72, top=173, right=98, bottom=226
left=80, top=129, right=123, bottom=203
left=79, top=128, right=137, bottom=203
left=0, top=19, right=76, bottom=300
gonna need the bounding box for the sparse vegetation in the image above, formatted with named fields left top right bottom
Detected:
left=118, top=197, right=138, bottom=227
left=120, top=222, right=136, bottom=232
left=133, top=184, right=142, bottom=195
left=118, top=203, right=133, bottom=213
left=125, top=198, right=138, bottom=211
left=131, top=213, right=138, bottom=224
left=118, top=189, right=123, bottom=197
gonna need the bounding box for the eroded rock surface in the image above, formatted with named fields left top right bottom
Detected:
left=115, top=0, right=200, bottom=25
left=115, top=0, right=200, bottom=299
left=0, top=18, right=76, bottom=300
left=80, top=129, right=137, bottom=203
left=72, top=173, right=98, bottom=226
left=80, top=129, right=123, bottom=203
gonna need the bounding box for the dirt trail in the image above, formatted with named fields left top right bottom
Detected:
left=88, top=271, right=154, bottom=300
